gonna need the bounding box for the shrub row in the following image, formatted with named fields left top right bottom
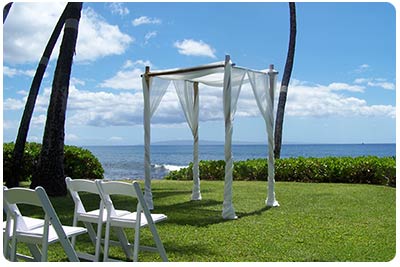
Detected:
left=165, top=156, right=396, bottom=187
left=3, top=142, right=104, bottom=182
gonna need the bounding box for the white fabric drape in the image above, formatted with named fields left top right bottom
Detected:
left=149, top=77, right=171, bottom=116
left=151, top=61, right=225, bottom=87
left=173, top=80, right=201, bottom=200
left=143, top=76, right=170, bottom=209
left=222, top=62, right=247, bottom=219
left=248, top=70, right=279, bottom=207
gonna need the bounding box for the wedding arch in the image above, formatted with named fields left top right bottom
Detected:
left=141, top=55, right=279, bottom=219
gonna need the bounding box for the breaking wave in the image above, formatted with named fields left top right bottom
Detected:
left=153, top=164, right=187, bottom=172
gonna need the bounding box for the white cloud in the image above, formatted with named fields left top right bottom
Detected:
left=122, top=60, right=134, bottom=69
left=66, top=86, right=143, bottom=127
left=27, top=136, right=41, bottom=143
left=3, top=3, right=133, bottom=64
left=3, top=2, right=66, bottom=64
left=3, top=66, right=36, bottom=78
left=132, top=16, right=161, bottom=26
left=354, top=78, right=368, bottom=84
left=3, top=77, right=395, bottom=131
left=131, top=59, right=152, bottom=68
left=109, top=136, right=123, bottom=141
left=3, top=66, right=18, bottom=77
left=285, top=80, right=395, bottom=118
left=76, top=7, right=133, bottom=62
left=326, top=82, right=365, bottom=92
left=3, top=120, right=18, bottom=130
left=367, top=82, right=395, bottom=90
left=70, top=77, right=86, bottom=86
left=174, top=39, right=216, bottom=58
left=144, top=31, right=157, bottom=44
left=99, top=60, right=151, bottom=90
left=3, top=98, right=26, bottom=110
left=354, top=78, right=395, bottom=90
left=17, top=90, right=28, bottom=96
left=108, top=3, right=129, bottom=16
left=99, top=68, right=143, bottom=90
left=66, top=133, right=79, bottom=142
left=31, top=114, right=47, bottom=127
left=354, top=64, right=370, bottom=73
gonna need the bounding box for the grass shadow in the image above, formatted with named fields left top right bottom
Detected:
left=157, top=199, right=273, bottom=227
left=156, top=199, right=227, bottom=227
left=18, top=190, right=273, bottom=228
left=151, top=189, right=194, bottom=200
left=236, top=206, right=272, bottom=218
left=160, top=241, right=218, bottom=261
left=102, top=241, right=217, bottom=262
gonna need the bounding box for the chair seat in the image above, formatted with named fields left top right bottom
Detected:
left=3, top=217, right=44, bottom=233
left=16, top=225, right=87, bottom=244
left=18, top=217, right=45, bottom=230
left=77, top=209, right=131, bottom=224
left=109, top=212, right=167, bottom=228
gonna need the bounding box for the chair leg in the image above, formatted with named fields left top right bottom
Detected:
left=148, top=222, right=168, bottom=262
left=3, top=228, right=10, bottom=260
left=41, top=240, right=49, bottom=262
left=103, top=222, right=111, bottom=262
left=27, top=244, right=42, bottom=261
left=10, top=235, right=17, bottom=261
left=71, top=216, right=78, bottom=248
left=133, top=224, right=140, bottom=261
left=115, top=227, right=132, bottom=259
left=94, top=220, right=103, bottom=262
left=84, top=222, right=98, bottom=246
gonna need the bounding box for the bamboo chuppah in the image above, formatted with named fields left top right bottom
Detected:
left=142, top=55, right=279, bottom=219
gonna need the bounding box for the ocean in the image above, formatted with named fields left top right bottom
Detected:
left=85, top=143, right=396, bottom=181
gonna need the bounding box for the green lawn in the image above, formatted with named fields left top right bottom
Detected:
left=14, top=180, right=396, bottom=262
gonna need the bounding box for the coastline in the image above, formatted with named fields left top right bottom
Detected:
left=84, top=143, right=396, bottom=181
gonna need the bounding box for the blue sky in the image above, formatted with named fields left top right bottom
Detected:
left=2, top=1, right=396, bottom=145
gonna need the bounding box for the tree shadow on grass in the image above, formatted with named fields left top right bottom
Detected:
left=151, top=189, right=196, bottom=200
left=236, top=206, right=272, bottom=219
left=17, top=191, right=273, bottom=229
left=156, top=199, right=226, bottom=227
left=156, top=199, right=273, bottom=227
left=101, top=242, right=217, bottom=262
left=160, top=241, right=218, bottom=261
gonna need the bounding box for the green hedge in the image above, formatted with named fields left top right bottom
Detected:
left=165, top=156, right=396, bottom=187
left=3, top=142, right=104, bottom=182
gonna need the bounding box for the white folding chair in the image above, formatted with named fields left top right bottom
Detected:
left=95, top=180, right=168, bottom=262
left=3, top=186, right=87, bottom=262
left=65, top=177, right=131, bottom=261
left=3, top=186, right=45, bottom=261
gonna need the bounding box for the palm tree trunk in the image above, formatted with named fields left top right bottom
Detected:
left=31, top=2, right=82, bottom=196
left=3, top=2, right=13, bottom=23
left=6, top=3, right=70, bottom=188
left=274, top=2, right=296, bottom=159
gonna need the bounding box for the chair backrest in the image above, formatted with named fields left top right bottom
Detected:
left=65, top=177, right=101, bottom=214
left=65, top=177, right=99, bottom=194
left=4, top=187, right=43, bottom=207
left=3, top=187, right=45, bottom=232
left=96, top=180, right=139, bottom=198
left=3, top=186, right=22, bottom=222
left=95, top=181, right=142, bottom=217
